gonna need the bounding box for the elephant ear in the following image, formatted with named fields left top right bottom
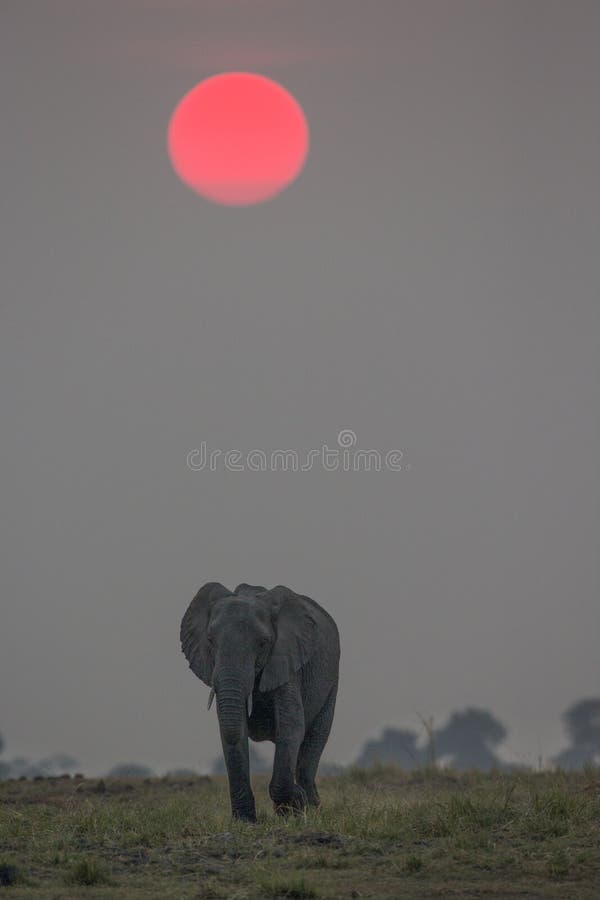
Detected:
left=259, top=585, right=318, bottom=693
left=180, top=582, right=231, bottom=685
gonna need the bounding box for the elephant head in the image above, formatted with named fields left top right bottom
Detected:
left=180, top=582, right=317, bottom=746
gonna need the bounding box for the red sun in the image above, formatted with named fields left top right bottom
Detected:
left=167, top=72, right=309, bottom=206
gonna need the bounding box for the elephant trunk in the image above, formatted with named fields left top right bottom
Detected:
left=213, top=666, right=253, bottom=746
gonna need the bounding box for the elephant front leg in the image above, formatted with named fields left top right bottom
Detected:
left=268, top=683, right=307, bottom=815
left=219, top=724, right=256, bottom=822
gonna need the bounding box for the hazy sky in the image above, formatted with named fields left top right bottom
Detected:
left=1, top=0, right=598, bottom=775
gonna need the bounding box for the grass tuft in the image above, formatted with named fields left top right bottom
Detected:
left=65, top=856, right=112, bottom=886
left=257, top=874, right=319, bottom=897
left=403, top=853, right=424, bottom=874
left=546, top=847, right=571, bottom=879
left=0, top=862, right=22, bottom=886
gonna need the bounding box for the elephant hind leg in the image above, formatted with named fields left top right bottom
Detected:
left=296, top=683, right=337, bottom=807
left=271, top=783, right=308, bottom=817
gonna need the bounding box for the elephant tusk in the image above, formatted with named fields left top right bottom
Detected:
left=207, top=687, right=215, bottom=710
left=247, top=693, right=253, bottom=719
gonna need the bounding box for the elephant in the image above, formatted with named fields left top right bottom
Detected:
left=180, top=582, right=340, bottom=822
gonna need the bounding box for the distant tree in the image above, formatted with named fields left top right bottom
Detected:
left=0, top=752, right=79, bottom=780
left=106, top=763, right=155, bottom=778
left=355, top=728, right=423, bottom=770
left=211, top=744, right=271, bottom=775
left=433, top=708, right=507, bottom=771
left=164, top=768, right=200, bottom=777
left=553, top=698, right=600, bottom=770
left=29, top=754, right=79, bottom=777
left=0, top=732, right=6, bottom=779
left=0, top=757, right=28, bottom=779
left=317, top=760, right=345, bottom=776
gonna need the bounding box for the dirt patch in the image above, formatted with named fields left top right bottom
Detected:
left=287, top=831, right=349, bottom=848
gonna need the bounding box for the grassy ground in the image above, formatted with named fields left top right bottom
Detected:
left=0, top=766, right=599, bottom=898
